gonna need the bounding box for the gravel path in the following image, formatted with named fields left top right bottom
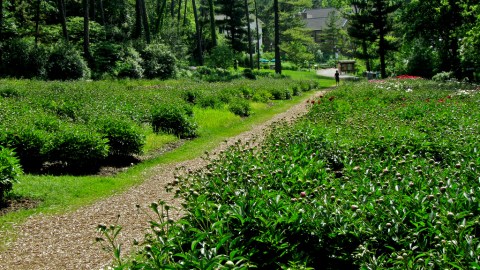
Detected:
left=0, top=90, right=326, bottom=270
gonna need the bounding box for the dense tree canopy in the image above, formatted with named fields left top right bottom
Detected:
left=0, top=0, right=478, bottom=80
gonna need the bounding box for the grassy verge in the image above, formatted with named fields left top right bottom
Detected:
left=0, top=73, right=333, bottom=247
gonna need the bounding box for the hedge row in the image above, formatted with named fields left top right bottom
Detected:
left=0, top=77, right=318, bottom=173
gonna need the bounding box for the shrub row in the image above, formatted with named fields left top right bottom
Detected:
left=0, top=77, right=318, bottom=172
left=0, top=38, right=177, bottom=81
left=111, top=80, right=480, bottom=269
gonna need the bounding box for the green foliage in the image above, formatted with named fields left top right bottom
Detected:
left=96, top=118, right=146, bottom=157
left=46, top=43, right=91, bottom=80
left=115, top=57, right=144, bottom=79
left=116, top=79, right=480, bottom=269
left=0, top=87, right=21, bottom=98
left=113, top=46, right=144, bottom=79
left=47, top=125, right=109, bottom=170
left=0, top=147, right=22, bottom=203
left=1, top=128, right=50, bottom=171
left=228, top=98, right=251, bottom=117
left=243, top=68, right=256, bottom=80
left=432, top=71, right=455, bottom=82
left=206, top=44, right=235, bottom=69
left=193, top=66, right=242, bottom=82
left=151, top=103, right=198, bottom=139
left=0, top=77, right=314, bottom=173
left=0, top=38, right=47, bottom=79
left=92, top=42, right=123, bottom=75
left=140, top=44, right=177, bottom=79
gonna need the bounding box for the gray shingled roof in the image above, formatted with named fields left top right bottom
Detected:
left=302, top=8, right=347, bottom=31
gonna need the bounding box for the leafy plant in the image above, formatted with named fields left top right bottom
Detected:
left=46, top=126, right=109, bottom=171
left=228, top=98, right=251, bottom=117
left=96, top=118, right=146, bottom=157
left=0, top=147, right=22, bottom=203
left=151, top=103, right=198, bottom=139
left=46, top=43, right=91, bottom=80
left=140, top=44, right=177, bottom=79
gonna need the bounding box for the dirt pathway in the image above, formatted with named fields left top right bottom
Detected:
left=0, top=90, right=326, bottom=270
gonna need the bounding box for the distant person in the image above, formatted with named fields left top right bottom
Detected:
left=335, top=70, right=340, bottom=86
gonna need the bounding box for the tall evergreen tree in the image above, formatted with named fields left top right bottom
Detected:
left=58, top=0, right=68, bottom=41
left=347, top=0, right=400, bottom=78
left=253, top=0, right=260, bottom=69
left=35, top=0, right=41, bottom=46
left=347, top=0, right=376, bottom=71
left=83, top=0, right=91, bottom=61
left=245, top=0, right=253, bottom=68
left=274, top=0, right=281, bottom=74
left=217, top=0, right=247, bottom=52
left=192, top=0, right=203, bottom=65
left=140, top=0, right=151, bottom=43
left=207, top=0, right=216, bottom=47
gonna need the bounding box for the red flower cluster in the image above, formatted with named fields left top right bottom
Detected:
left=396, top=75, right=422, bottom=79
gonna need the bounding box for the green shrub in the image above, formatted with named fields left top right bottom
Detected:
left=0, top=87, right=21, bottom=98
left=92, top=42, right=123, bottom=74
left=97, top=118, right=146, bottom=157
left=205, top=44, right=235, bottom=69
left=46, top=43, right=90, bottom=80
left=197, top=94, right=223, bottom=109
left=292, top=86, right=301, bottom=96
left=252, top=91, right=272, bottom=103
left=243, top=68, right=256, bottom=80
left=140, top=44, right=177, bottom=79
left=115, top=57, right=144, bottom=79
left=432, top=71, right=455, bottom=82
left=46, top=126, right=109, bottom=169
left=0, top=147, right=22, bottom=203
left=239, top=86, right=253, bottom=99
left=193, top=67, right=240, bottom=82
left=182, top=90, right=201, bottom=104
left=0, top=38, right=47, bottom=79
left=270, top=88, right=291, bottom=100
left=2, top=128, right=50, bottom=171
left=113, top=47, right=144, bottom=79
left=151, top=103, right=198, bottom=139
left=228, top=99, right=251, bottom=117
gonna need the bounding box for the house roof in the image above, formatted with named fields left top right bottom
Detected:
left=301, top=8, right=347, bottom=31
left=214, top=14, right=264, bottom=25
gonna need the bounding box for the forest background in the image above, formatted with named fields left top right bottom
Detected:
left=0, top=0, right=479, bottom=81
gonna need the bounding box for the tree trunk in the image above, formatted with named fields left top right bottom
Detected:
left=171, top=0, right=175, bottom=19
left=273, top=0, right=281, bottom=74
left=140, top=0, right=151, bottom=43
left=192, top=0, right=203, bottom=65
left=0, top=0, right=3, bottom=67
left=207, top=0, right=216, bottom=47
left=0, top=0, right=3, bottom=40
left=35, top=0, right=41, bottom=46
left=254, top=0, right=260, bottom=70
left=244, top=0, right=253, bottom=69
left=58, top=0, right=69, bottom=42
left=134, top=0, right=142, bottom=39
left=155, top=0, right=167, bottom=34
left=83, top=0, right=92, bottom=62
left=183, top=0, right=188, bottom=25
left=91, top=0, right=96, bottom=22
left=177, top=0, right=182, bottom=22
left=362, top=39, right=370, bottom=71
left=98, top=0, right=105, bottom=26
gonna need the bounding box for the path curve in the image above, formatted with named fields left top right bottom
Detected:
left=0, top=90, right=326, bottom=270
